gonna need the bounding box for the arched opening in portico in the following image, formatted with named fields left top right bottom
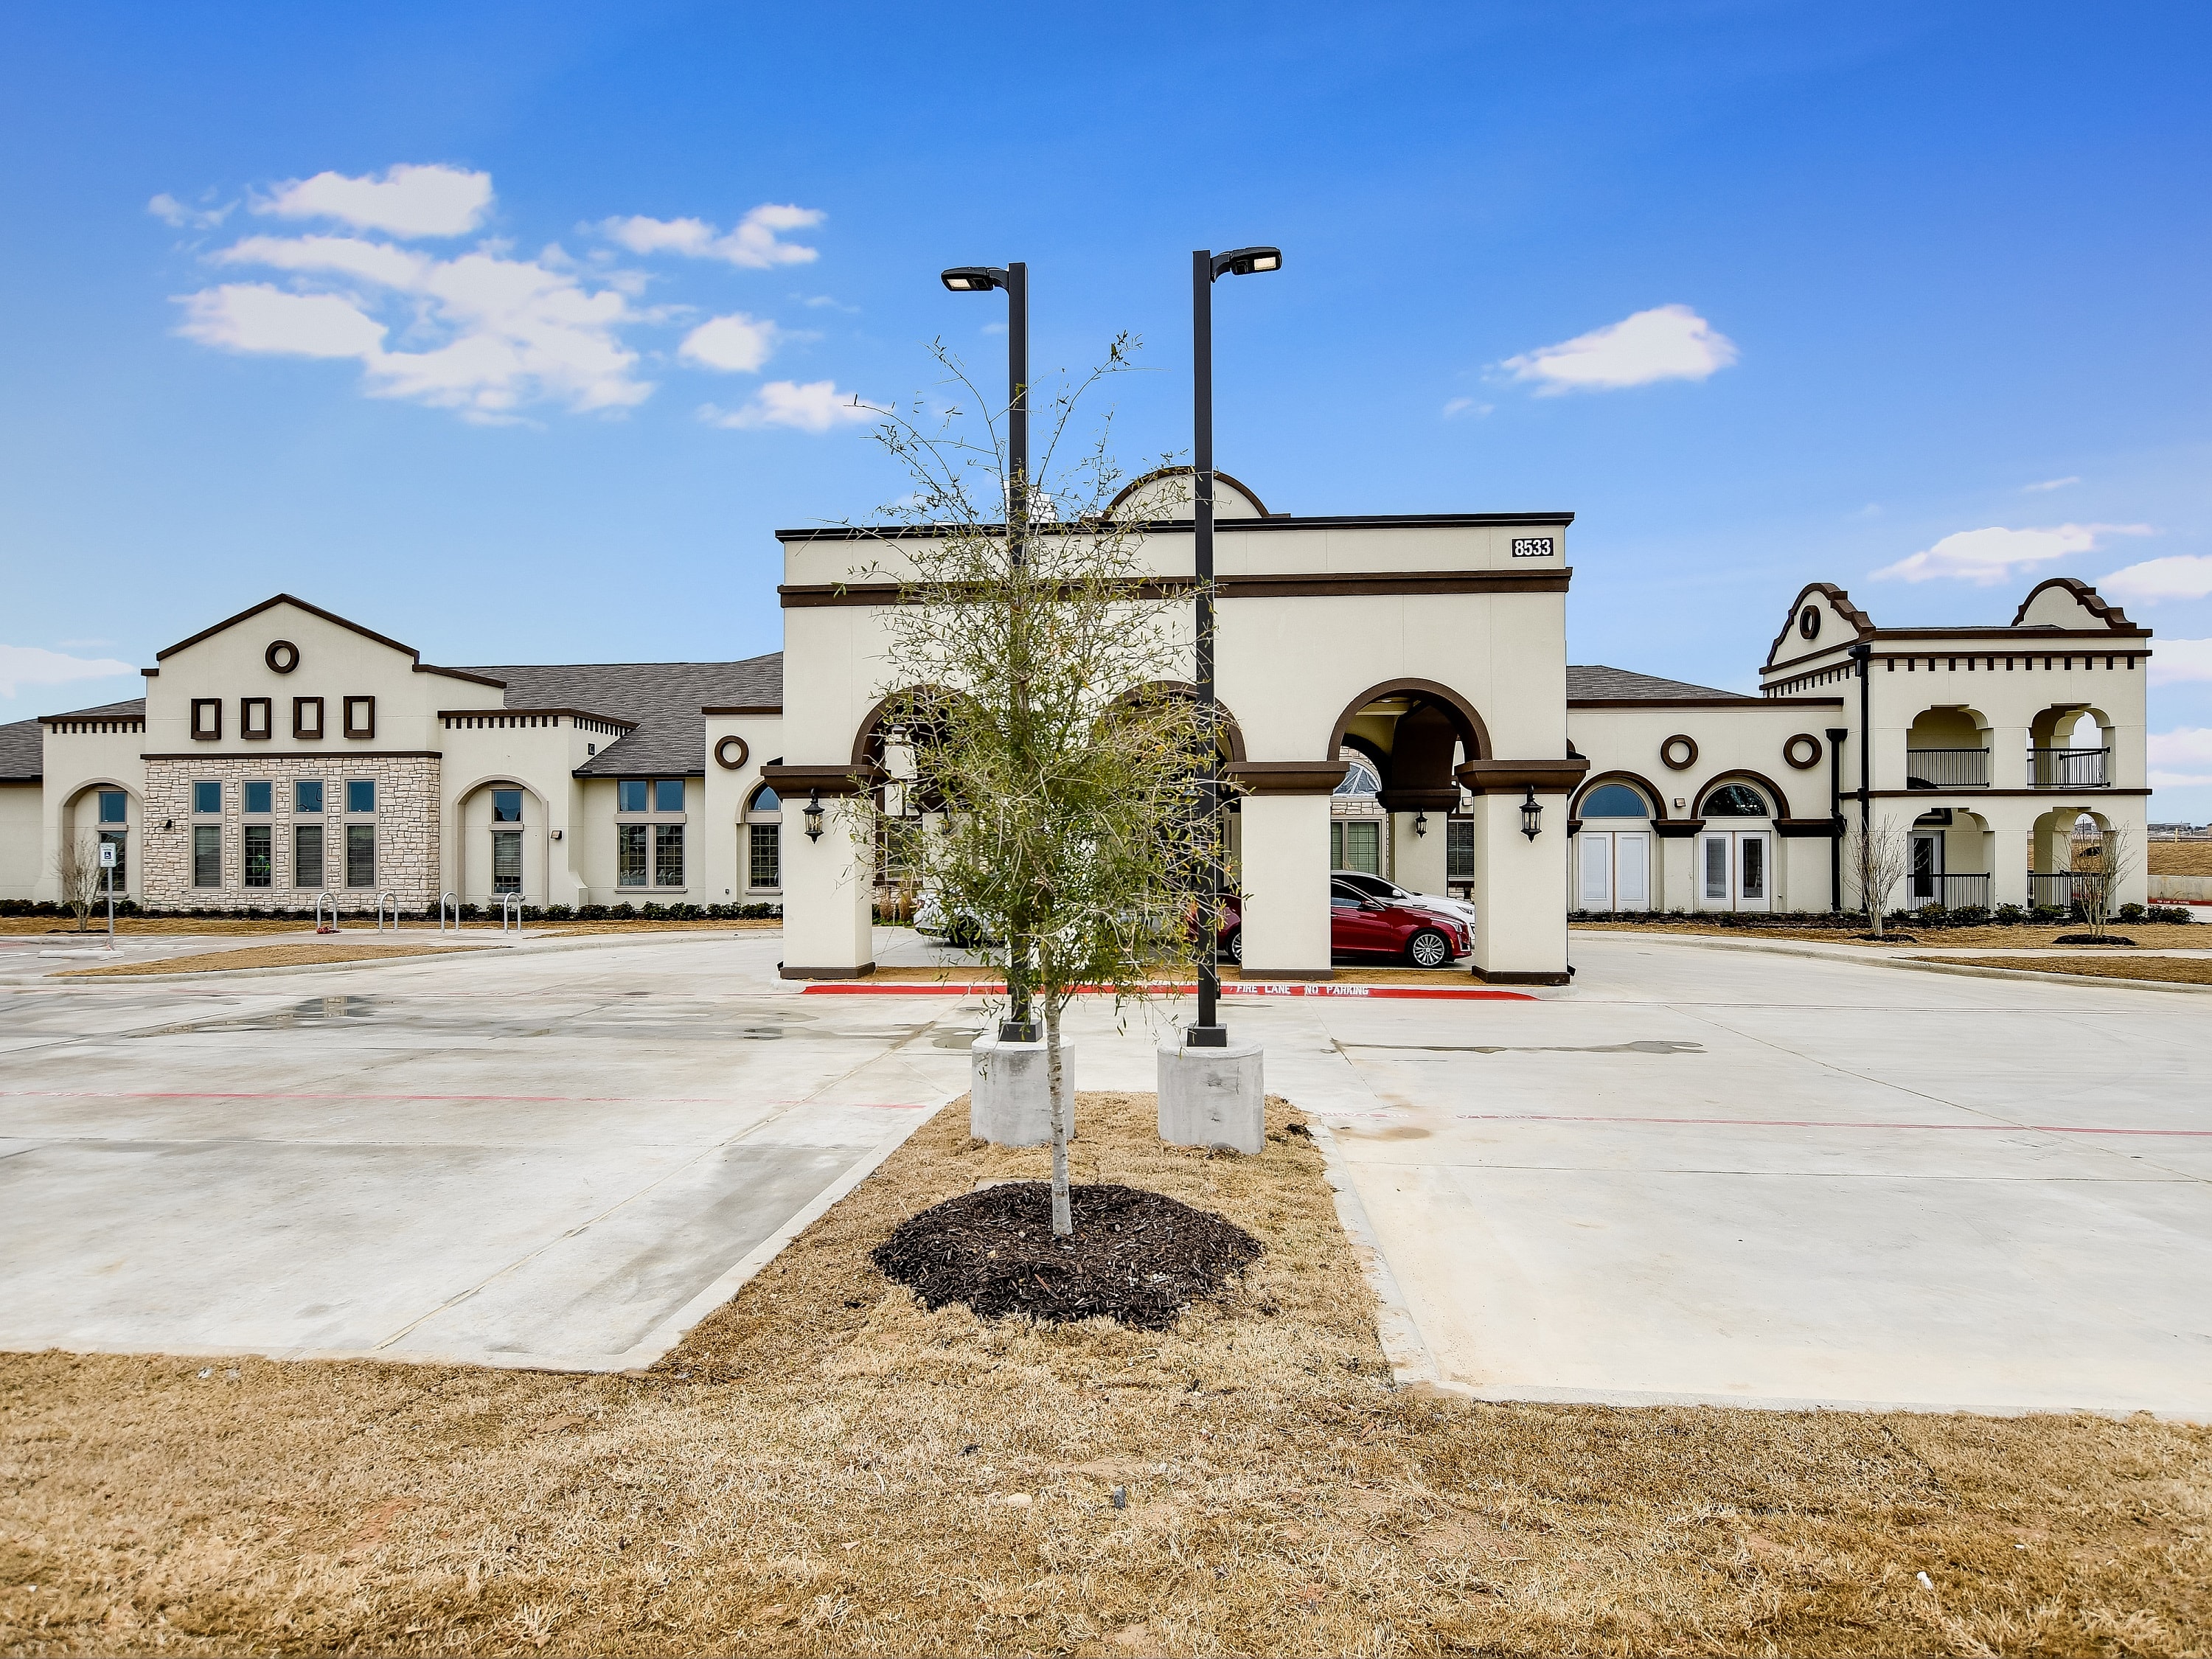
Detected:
left=60, top=781, right=139, bottom=902
left=453, top=776, right=552, bottom=907
left=1324, top=680, right=1490, bottom=903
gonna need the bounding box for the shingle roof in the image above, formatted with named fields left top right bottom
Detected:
left=454, top=655, right=782, bottom=776
left=1566, top=664, right=1741, bottom=701
left=0, top=717, right=41, bottom=782
left=39, top=698, right=147, bottom=722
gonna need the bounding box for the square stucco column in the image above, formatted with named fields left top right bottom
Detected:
left=1468, top=790, right=1571, bottom=984
left=779, top=799, right=874, bottom=978
left=1391, top=811, right=1450, bottom=897
left=1239, top=793, right=1332, bottom=977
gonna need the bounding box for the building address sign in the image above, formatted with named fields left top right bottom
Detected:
left=1511, top=537, right=1555, bottom=557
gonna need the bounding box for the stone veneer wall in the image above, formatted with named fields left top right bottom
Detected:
left=142, top=754, right=442, bottom=911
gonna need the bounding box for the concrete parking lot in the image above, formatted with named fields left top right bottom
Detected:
left=2, top=928, right=2207, bottom=1412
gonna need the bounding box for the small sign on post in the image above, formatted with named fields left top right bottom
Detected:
left=99, top=841, right=116, bottom=948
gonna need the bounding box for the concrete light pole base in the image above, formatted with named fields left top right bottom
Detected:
left=969, top=1033, right=1075, bottom=1148
left=1156, top=1036, right=1265, bottom=1154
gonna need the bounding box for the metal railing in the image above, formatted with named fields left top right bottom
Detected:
left=2029, top=872, right=2094, bottom=910
left=2028, top=748, right=2109, bottom=787
left=437, top=891, right=460, bottom=935
left=375, top=891, right=400, bottom=932
left=314, top=892, right=338, bottom=934
left=1904, top=748, right=1989, bottom=788
left=499, top=893, right=524, bottom=936
left=1905, top=872, right=1992, bottom=910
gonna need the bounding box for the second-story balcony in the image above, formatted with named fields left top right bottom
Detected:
left=1905, top=748, right=1989, bottom=789
left=2028, top=747, right=2110, bottom=787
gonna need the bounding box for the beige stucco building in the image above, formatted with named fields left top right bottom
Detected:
left=0, top=485, right=2154, bottom=962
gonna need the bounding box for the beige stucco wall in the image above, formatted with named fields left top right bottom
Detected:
left=0, top=782, right=44, bottom=900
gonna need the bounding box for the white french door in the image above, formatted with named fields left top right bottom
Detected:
left=1577, top=831, right=1650, bottom=912
left=1699, top=830, right=1772, bottom=912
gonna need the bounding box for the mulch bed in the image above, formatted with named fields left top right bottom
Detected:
left=871, top=1180, right=1262, bottom=1329
left=2053, top=933, right=2137, bottom=945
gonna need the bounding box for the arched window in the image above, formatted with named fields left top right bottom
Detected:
left=745, top=784, right=782, bottom=892
left=1580, top=783, right=1649, bottom=818
left=1334, top=755, right=1382, bottom=799
left=746, top=785, right=782, bottom=818
left=1700, top=782, right=1771, bottom=818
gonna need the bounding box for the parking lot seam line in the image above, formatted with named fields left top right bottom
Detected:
left=802, top=981, right=1539, bottom=1000
left=1302, top=1115, right=1445, bottom=1391
left=1577, top=930, right=2212, bottom=996
left=1425, top=1380, right=2210, bottom=1422
left=1447, top=1112, right=2212, bottom=1136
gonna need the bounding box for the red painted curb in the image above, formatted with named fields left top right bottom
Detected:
left=801, top=980, right=1537, bottom=1001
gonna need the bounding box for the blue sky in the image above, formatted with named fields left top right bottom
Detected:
left=4, top=2, right=2210, bottom=812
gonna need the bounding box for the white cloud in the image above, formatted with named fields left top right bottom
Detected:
left=2149, top=729, right=2212, bottom=786
left=178, top=285, right=389, bottom=358
left=1441, top=397, right=1492, bottom=419
left=0, top=645, right=138, bottom=700
left=799, top=294, right=858, bottom=311
left=2024, top=476, right=2080, bottom=493
left=257, top=163, right=493, bottom=238
left=1872, top=522, right=2152, bottom=585
left=2099, top=554, right=2212, bottom=605
left=2149, top=639, right=2212, bottom=686
left=1500, top=304, right=1737, bottom=394
left=601, top=204, right=823, bottom=268
left=147, top=192, right=233, bottom=231
left=700, top=380, right=875, bottom=433
left=679, top=312, right=781, bottom=373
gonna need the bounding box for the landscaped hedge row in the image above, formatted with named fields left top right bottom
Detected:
left=1569, top=903, right=2193, bottom=928
left=0, top=899, right=782, bottom=923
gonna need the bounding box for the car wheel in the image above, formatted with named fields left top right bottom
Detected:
left=1221, top=927, right=1242, bottom=964
left=1406, top=928, right=1452, bottom=969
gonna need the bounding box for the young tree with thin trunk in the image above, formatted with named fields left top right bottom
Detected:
left=844, top=341, right=1220, bottom=1238
left=1846, top=816, right=1911, bottom=936
left=53, top=832, right=105, bottom=933
left=2076, top=821, right=2135, bottom=937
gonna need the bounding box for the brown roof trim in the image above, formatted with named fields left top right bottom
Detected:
left=776, top=510, right=1576, bottom=543
left=157, top=593, right=413, bottom=661
left=2010, top=577, right=2136, bottom=630
left=1871, top=626, right=2152, bottom=641
left=1776, top=817, right=1842, bottom=838
left=1225, top=760, right=1350, bottom=796
left=1567, top=695, right=1846, bottom=709
left=437, top=706, right=639, bottom=727
left=141, top=749, right=445, bottom=761
left=781, top=568, right=1571, bottom=609
left=417, top=664, right=508, bottom=687
left=1457, top=758, right=1591, bottom=796
left=1764, top=582, right=1874, bottom=670
left=1106, top=465, right=1273, bottom=517
left=702, top=704, right=782, bottom=715
left=1860, top=787, right=2154, bottom=799
left=759, top=762, right=881, bottom=799
left=141, top=667, right=159, bottom=678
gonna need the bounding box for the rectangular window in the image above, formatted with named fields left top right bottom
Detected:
left=1445, top=818, right=1473, bottom=880
left=1740, top=835, right=1766, bottom=901
left=192, top=824, right=222, bottom=887
left=343, top=696, right=376, bottom=739
left=655, top=824, right=685, bottom=886
left=243, top=779, right=272, bottom=815
left=293, top=823, right=324, bottom=889
left=241, top=697, right=273, bottom=740
left=1703, top=836, right=1729, bottom=901
left=293, top=696, right=324, bottom=740
left=193, top=779, right=222, bottom=815
left=344, top=824, right=376, bottom=888
left=191, top=698, right=222, bottom=740
left=346, top=779, right=375, bottom=814
left=98, top=830, right=127, bottom=889
left=97, top=790, right=127, bottom=824
left=295, top=779, right=323, bottom=814
left=1338, top=821, right=1380, bottom=874
left=491, top=828, right=522, bottom=894
left=654, top=778, right=685, bottom=813
left=618, top=779, right=648, bottom=813
left=748, top=823, right=782, bottom=889
left=243, top=824, right=272, bottom=887
left=491, top=787, right=522, bottom=823
left=617, top=823, right=649, bottom=886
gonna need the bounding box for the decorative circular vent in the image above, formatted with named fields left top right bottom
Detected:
left=1659, top=734, right=1699, bottom=771
left=265, top=640, right=300, bottom=673
left=714, top=734, right=749, bottom=771
left=1783, top=733, right=1823, bottom=770
left=1798, top=605, right=1820, bottom=639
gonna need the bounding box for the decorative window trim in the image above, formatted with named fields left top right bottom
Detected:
left=293, top=696, right=325, bottom=740
left=190, top=698, right=223, bottom=741
left=343, top=696, right=376, bottom=740
left=241, top=697, right=274, bottom=740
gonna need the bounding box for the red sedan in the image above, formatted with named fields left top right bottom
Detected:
left=1214, top=880, right=1471, bottom=968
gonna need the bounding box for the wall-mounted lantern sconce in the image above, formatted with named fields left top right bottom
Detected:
left=803, top=790, right=825, bottom=842
left=550, top=828, right=563, bottom=841
left=1520, top=787, right=1543, bottom=841
left=1412, top=812, right=1428, bottom=838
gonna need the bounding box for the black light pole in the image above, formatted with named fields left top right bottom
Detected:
left=942, top=262, right=1036, bottom=1040
left=1189, top=246, right=1281, bottom=1047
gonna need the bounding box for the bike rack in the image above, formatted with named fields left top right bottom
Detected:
left=499, top=893, right=524, bottom=937
left=437, top=891, right=460, bottom=936
left=375, top=891, right=400, bottom=933
left=314, top=892, right=338, bottom=934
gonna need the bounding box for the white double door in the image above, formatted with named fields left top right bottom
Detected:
left=1578, top=830, right=1650, bottom=911
left=1699, top=830, right=1773, bottom=911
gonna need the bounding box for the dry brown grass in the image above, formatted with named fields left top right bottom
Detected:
left=535, top=919, right=781, bottom=936
left=1916, top=953, right=2212, bottom=986
left=2149, top=842, right=2212, bottom=877
left=4, top=1091, right=2208, bottom=1656
left=55, top=942, right=490, bottom=978
left=862, top=965, right=1484, bottom=987
left=1575, top=920, right=2210, bottom=950
left=1, top=917, right=329, bottom=937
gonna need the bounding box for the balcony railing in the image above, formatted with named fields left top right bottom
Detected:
left=2028, top=747, right=2109, bottom=787
left=1905, top=748, right=1989, bottom=789
left=2028, top=872, right=2099, bottom=910
left=1906, top=872, right=1992, bottom=910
